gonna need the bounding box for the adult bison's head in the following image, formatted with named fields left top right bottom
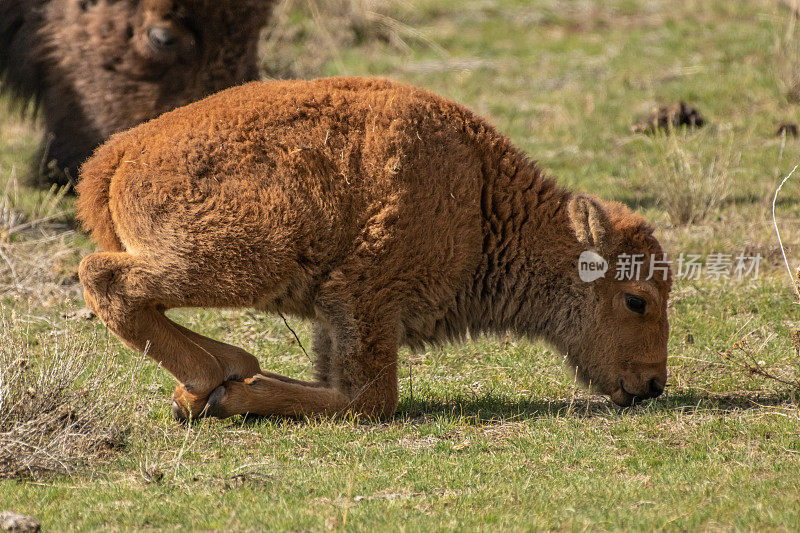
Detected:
left=564, top=195, right=671, bottom=407
left=126, top=0, right=269, bottom=79
left=33, top=0, right=275, bottom=184
left=130, top=0, right=198, bottom=67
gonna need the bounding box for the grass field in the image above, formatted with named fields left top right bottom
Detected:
left=2, top=0, right=800, bottom=530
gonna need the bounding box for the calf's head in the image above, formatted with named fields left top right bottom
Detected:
left=564, top=195, right=671, bottom=406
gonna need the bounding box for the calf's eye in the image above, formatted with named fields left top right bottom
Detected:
left=625, top=294, right=647, bottom=315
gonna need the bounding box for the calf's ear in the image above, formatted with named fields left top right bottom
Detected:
left=568, top=195, right=612, bottom=250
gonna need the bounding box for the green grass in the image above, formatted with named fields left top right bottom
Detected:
left=2, top=0, right=800, bottom=530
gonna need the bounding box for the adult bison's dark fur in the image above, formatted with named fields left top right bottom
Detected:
left=0, top=0, right=276, bottom=186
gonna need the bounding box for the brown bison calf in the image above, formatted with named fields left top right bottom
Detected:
left=0, top=0, right=275, bottom=185
left=76, top=77, right=672, bottom=420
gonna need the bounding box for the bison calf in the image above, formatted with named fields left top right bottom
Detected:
left=0, top=0, right=275, bottom=185
left=76, top=77, right=671, bottom=419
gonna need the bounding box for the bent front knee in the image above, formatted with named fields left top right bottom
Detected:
left=79, top=254, right=115, bottom=296
left=78, top=253, right=139, bottom=327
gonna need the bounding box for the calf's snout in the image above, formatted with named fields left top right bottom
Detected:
left=645, top=376, right=665, bottom=398
left=621, top=372, right=666, bottom=402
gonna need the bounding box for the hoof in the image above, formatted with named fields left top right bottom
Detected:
left=172, top=399, right=188, bottom=422
left=204, top=385, right=229, bottom=419
left=171, top=397, right=207, bottom=422
left=172, top=384, right=214, bottom=421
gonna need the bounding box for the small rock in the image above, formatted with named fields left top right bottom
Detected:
left=631, top=102, right=706, bottom=134
left=776, top=122, right=799, bottom=138
left=0, top=512, right=40, bottom=532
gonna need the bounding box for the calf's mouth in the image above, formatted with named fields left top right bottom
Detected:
left=610, top=385, right=636, bottom=407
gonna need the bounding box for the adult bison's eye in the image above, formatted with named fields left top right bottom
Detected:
left=625, top=294, right=647, bottom=315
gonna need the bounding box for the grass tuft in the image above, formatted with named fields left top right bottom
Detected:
left=260, top=0, right=444, bottom=78
left=773, top=3, right=800, bottom=103
left=643, top=130, right=739, bottom=226
left=0, top=312, right=147, bottom=479
left=719, top=329, right=800, bottom=392
left=0, top=169, right=79, bottom=307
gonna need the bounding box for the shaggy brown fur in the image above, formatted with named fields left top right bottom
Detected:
left=76, top=77, right=672, bottom=420
left=0, top=0, right=275, bottom=185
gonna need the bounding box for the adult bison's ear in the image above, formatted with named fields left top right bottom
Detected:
left=568, top=194, right=612, bottom=251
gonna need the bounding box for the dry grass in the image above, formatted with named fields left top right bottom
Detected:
left=774, top=2, right=800, bottom=103
left=643, top=130, right=739, bottom=226
left=0, top=312, right=148, bottom=479
left=0, top=170, right=81, bottom=307
left=721, top=328, right=800, bottom=391
left=0, top=169, right=146, bottom=479
left=261, top=0, right=444, bottom=78
left=774, top=37, right=800, bottom=103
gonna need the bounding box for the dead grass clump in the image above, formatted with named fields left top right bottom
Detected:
left=774, top=3, right=800, bottom=103
left=261, top=0, right=442, bottom=78
left=0, top=169, right=82, bottom=307
left=631, top=102, right=706, bottom=134
left=642, top=130, right=738, bottom=226
left=0, top=311, right=146, bottom=479
left=773, top=37, right=800, bottom=103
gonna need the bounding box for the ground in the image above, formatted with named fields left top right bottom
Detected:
left=1, top=0, right=800, bottom=530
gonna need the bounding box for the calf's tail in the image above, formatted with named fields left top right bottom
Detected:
left=75, top=142, right=125, bottom=252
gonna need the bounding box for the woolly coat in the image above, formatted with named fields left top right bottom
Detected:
left=76, top=77, right=671, bottom=415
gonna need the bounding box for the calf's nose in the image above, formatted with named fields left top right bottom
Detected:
left=647, top=376, right=665, bottom=398
left=627, top=374, right=666, bottom=402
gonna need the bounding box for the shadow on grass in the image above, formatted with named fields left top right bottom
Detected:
left=391, top=388, right=799, bottom=424
left=224, top=388, right=799, bottom=427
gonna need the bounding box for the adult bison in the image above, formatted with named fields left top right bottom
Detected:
left=0, top=0, right=275, bottom=185
left=76, top=77, right=671, bottom=420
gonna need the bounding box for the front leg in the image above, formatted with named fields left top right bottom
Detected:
left=169, top=321, right=263, bottom=420
left=204, top=375, right=350, bottom=418
left=203, top=322, right=400, bottom=419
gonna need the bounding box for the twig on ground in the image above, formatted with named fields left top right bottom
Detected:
left=772, top=164, right=800, bottom=301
